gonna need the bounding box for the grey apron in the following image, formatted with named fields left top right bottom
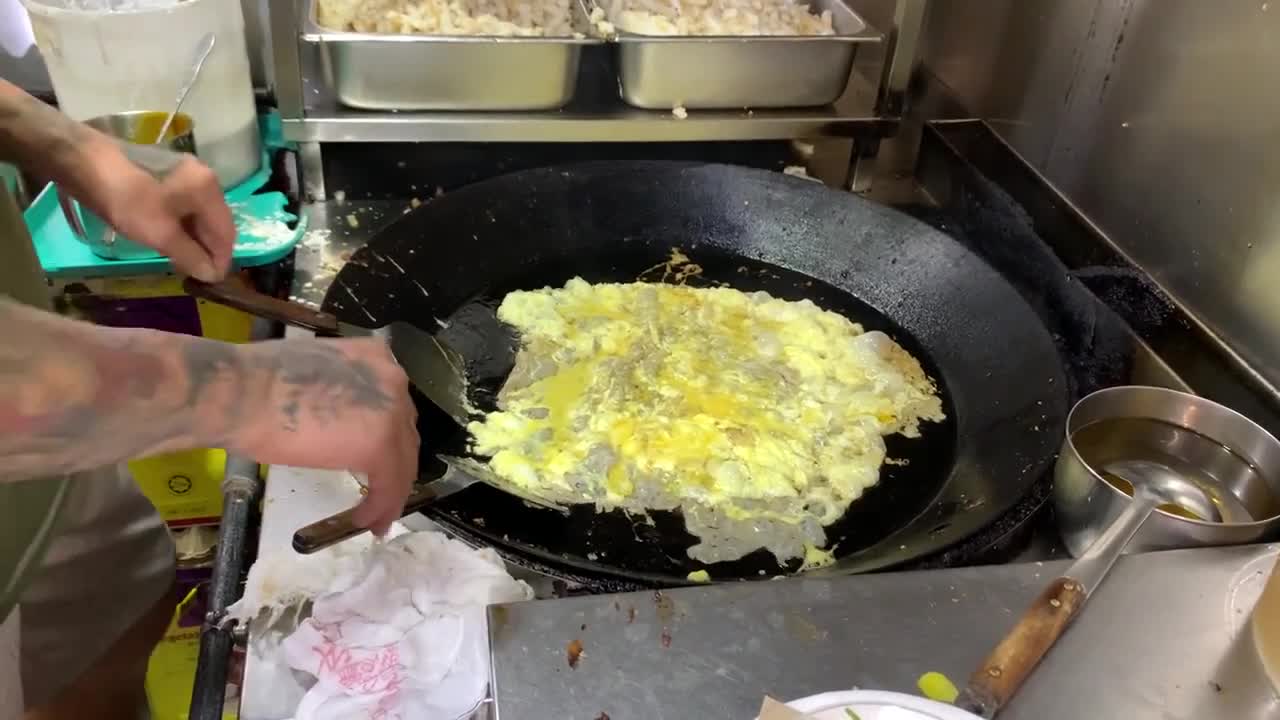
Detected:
left=0, top=144, right=187, bottom=620
left=0, top=166, right=71, bottom=622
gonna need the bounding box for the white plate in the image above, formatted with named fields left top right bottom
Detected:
left=782, top=690, right=982, bottom=720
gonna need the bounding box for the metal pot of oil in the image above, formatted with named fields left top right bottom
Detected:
left=1053, top=385, right=1280, bottom=557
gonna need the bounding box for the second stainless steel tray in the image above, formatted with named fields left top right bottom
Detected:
left=609, top=0, right=881, bottom=110
left=302, top=0, right=602, bottom=111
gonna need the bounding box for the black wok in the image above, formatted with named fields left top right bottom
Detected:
left=320, top=161, right=1069, bottom=585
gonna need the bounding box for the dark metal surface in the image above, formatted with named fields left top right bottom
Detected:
left=318, top=161, right=1069, bottom=585
left=282, top=121, right=1280, bottom=591
left=318, top=140, right=803, bottom=202
left=189, top=455, right=261, bottom=720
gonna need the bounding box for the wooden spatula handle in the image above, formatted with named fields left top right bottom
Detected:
left=955, top=576, right=1087, bottom=718
left=292, top=505, right=367, bottom=554
left=184, top=277, right=341, bottom=334
left=293, top=477, right=465, bottom=554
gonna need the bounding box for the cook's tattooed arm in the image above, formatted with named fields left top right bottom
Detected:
left=0, top=296, right=254, bottom=482
left=0, top=79, right=95, bottom=182
left=0, top=297, right=396, bottom=484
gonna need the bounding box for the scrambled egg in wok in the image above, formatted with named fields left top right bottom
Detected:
left=467, top=277, right=945, bottom=565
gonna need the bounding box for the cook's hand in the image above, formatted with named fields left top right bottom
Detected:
left=231, top=337, right=420, bottom=534
left=0, top=81, right=234, bottom=279
left=62, top=134, right=236, bottom=282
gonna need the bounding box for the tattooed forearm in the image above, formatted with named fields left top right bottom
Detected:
left=262, top=342, right=393, bottom=432
left=0, top=296, right=406, bottom=484
left=0, top=79, right=94, bottom=181
left=0, top=297, right=260, bottom=483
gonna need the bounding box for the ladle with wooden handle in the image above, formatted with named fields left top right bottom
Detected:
left=954, top=459, right=1220, bottom=717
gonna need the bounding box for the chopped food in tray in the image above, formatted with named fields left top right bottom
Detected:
left=590, top=0, right=834, bottom=36
left=317, top=0, right=578, bottom=36
left=467, top=272, right=944, bottom=566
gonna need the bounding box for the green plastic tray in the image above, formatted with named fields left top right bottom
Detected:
left=28, top=113, right=305, bottom=279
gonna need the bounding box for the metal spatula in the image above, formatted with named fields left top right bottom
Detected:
left=183, top=277, right=472, bottom=426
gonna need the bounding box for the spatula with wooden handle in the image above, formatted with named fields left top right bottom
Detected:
left=291, top=452, right=567, bottom=554
left=183, top=277, right=472, bottom=427
left=292, top=456, right=484, bottom=554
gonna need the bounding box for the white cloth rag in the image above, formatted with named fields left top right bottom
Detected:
left=229, top=523, right=411, bottom=628
left=281, top=531, right=531, bottom=720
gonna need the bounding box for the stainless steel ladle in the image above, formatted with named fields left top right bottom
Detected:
left=954, top=459, right=1219, bottom=718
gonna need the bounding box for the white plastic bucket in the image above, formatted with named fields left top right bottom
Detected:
left=22, top=0, right=260, bottom=188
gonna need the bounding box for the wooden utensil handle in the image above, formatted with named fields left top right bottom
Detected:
left=184, top=277, right=341, bottom=334
left=293, top=482, right=447, bottom=554
left=292, top=505, right=366, bottom=554
left=955, top=576, right=1087, bottom=718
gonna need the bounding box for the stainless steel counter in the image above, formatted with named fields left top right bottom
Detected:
left=245, top=459, right=1280, bottom=720
left=244, top=458, right=1280, bottom=717
left=488, top=544, right=1280, bottom=720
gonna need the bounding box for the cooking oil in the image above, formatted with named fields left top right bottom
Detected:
left=1070, top=416, right=1276, bottom=523
left=1098, top=470, right=1210, bottom=520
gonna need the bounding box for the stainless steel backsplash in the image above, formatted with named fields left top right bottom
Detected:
left=921, top=0, right=1280, bottom=389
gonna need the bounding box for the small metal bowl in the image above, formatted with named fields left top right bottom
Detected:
left=85, top=110, right=197, bottom=152
left=1053, top=385, right=1280, bottom=556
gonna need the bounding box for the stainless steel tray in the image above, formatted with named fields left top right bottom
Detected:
left=605, top=0, right=881, bottom=110
left=302, top=0, right=603, bottom=111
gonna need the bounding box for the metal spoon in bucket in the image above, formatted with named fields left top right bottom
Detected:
left=953, top=459, right=1219, bottom=718
left=97, top=32, right=216, bottom=254
left=155, top=33, right=216, bottom=143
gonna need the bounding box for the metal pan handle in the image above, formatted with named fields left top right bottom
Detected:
left=183, top=277, right=342, bottom=335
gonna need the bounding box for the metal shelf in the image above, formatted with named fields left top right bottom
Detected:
left=280, top=37, right=895, bottom=143
left=284, top=105, right=896, bottom=143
